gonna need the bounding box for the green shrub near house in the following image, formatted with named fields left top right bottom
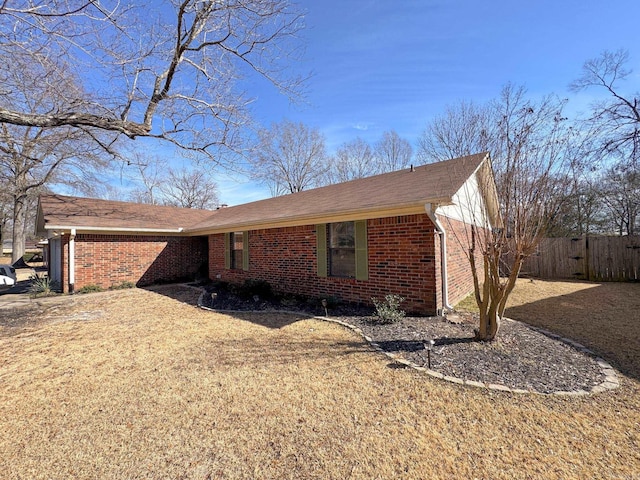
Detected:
left=109, top=281, right=136, bottom=290
left=77, top=284, right=104, bottom=294
left=28, top=274, right=59, bottom=298
left=371, top=294, right=406, bottom=324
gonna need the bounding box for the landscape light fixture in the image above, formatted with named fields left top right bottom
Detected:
left=321, top=299, right=328, bottom=317
left=425, top=339, right=435, bottom=369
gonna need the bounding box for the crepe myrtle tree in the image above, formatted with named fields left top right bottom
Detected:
left=0, top=0, right=306, bottom=161
left=421, top=85, right=575, bottom=341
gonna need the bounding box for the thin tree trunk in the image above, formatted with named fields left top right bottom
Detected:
left=0, top=219, right=5, bottom=257
left=11, top=195, right=26, bottom=263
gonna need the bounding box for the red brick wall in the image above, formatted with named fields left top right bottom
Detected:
left=441, top=216, right=481, bottom=307
left=58, top=234, right=207, bottom=292
left=209, top=214, right=444, bottom=315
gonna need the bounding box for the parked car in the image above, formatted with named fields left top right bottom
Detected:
left=0, top=264, right=17, bottom=291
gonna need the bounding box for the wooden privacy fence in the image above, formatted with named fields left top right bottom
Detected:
left=516, top=236, right=640, bottom=281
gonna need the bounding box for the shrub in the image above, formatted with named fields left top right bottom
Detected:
left=28, top=274, right=59, bottom=298
left=280, top=294, right=301, bottom=309
left=109, top=281, right=136, bottom=290
left=236, top=279, right=273, bottom=300
left=77, top=284, right=104, bottom=294
left=371, top=294, right=406, bottom=324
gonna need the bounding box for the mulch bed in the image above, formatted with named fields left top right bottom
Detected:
left=200, top=286, right=605, bottom=394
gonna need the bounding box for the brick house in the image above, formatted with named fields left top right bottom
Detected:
left=36, top=153, right=500, bottom=315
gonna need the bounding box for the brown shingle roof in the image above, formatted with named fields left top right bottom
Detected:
left=189, top=153, right=489, bottom=232
left=37, top=195, right=214, bottom=233
left=37, top=153, right=491, bottom=235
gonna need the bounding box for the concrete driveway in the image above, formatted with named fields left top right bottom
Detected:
left=0, top=268, right=37, bottom=310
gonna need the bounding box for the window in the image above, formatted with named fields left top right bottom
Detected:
left=316, top=220, right=368, bottom=280
left=329, top=222, right=355, bottom=277
left=231, top=231, right=244, bottom=269
left=225, top=231, right=248, bottom=271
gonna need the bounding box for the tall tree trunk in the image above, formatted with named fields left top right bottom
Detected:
left=11, top=195, right=26, bottom=263
left=0, top=219, right=5, bottom=257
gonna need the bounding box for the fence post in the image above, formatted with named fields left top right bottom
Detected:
left=585, top=236, right=591, bottom=281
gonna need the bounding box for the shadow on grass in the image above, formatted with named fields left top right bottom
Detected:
left=200, top=336, right=372, bottom=368
left=142, top=283, right=205, bottom=306
left=505, top=281, right=640, bottom=381
left=144, top=283, right=334, bottom=330
left=214, top=310, right=310, bottom=329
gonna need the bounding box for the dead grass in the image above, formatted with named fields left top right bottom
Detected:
left=1, top=282, right=639, bottom=479
left=505, top=279, right=640, bottom=380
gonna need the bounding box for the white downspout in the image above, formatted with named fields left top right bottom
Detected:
left=69, top=228, right=76, bottom=294
left=425, top=204, right=453, bottom=314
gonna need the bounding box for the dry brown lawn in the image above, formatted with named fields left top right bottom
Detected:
left=0, top=280, right=639, bottom=479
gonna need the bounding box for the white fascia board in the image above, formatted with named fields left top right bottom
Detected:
left=45, top=225, right=184, bottom=234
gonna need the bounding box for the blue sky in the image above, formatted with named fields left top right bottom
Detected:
left=165, top=1, right=640, bottom=205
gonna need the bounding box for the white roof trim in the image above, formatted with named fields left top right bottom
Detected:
left=45, top=225, right=184, bottom=234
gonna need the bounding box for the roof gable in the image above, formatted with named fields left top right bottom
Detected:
left=189, top=152, right=490, bottom=232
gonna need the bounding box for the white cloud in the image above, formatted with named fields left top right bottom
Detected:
left=351, top=122, right=372, bottom=131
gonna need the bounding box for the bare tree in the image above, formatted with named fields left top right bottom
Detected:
left=0, top=54, right=112, bottom=262
left=251, top=120, right=328, bottom=195
left=546, top=177, right=606, bottom=237
left=0, top=0, right=306, bottom=160
left=127, top=155, right=170, bottom=205
left=0, top=191, right=11, bottom=256
left=328, top=138, right=376, bottom=183
left=571, top=49, right=639, bottom=163
left=159, top=165, right=219, bottom=209
left=570, top=50, right=640, bottom=236
left=596, top=162, right=640, bottom=235
left=417, top=100, right=492, bottom=162
left=423, top=85, right=575, bottom=341
left=374, top=130, right=413, bottom=172
left=0, top=123, right=110, bottom=262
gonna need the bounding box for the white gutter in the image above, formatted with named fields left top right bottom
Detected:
left=425, top=204, right=453, bottom=314
left=69, top=228, right=76, bottom=294
left=46, top=225, right=184, bottom=234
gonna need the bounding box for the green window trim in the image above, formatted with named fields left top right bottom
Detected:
left=316, top=224, right=327, bottom=277
left=354, top=220, right=368, bottom=280
left=224, top=232, right=231, bottom=269
left=242, top=231, right=249, bottom=271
